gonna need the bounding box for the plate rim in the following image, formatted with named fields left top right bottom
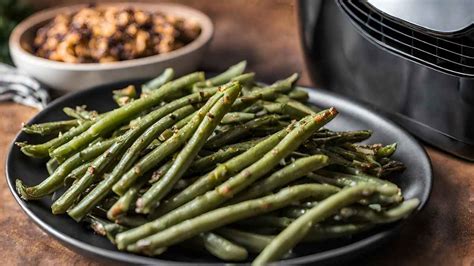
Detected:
left=5, top=81, right=433, bottom=265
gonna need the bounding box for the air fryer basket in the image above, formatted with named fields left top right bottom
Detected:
left=298, top=0, right=474, bottom=160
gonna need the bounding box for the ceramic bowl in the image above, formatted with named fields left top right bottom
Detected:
left=9, top=2, right=213, bottom=93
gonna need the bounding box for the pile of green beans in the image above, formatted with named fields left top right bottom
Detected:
left=16, top=61, right=418, bottom=264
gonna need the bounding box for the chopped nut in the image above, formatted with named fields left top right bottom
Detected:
left=33, top=6, right=201, bottom=63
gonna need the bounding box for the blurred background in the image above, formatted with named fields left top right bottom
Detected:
left=0, top=0, right=310, bottom=84
left=0, top=0, right=32, bottom=64
left=1, top=1, right=473, bottom=265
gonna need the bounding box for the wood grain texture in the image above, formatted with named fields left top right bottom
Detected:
left=1, top=0, right=473, bottom=265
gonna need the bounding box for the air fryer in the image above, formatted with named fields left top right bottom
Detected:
left=298, top=0, right=474, bottom=161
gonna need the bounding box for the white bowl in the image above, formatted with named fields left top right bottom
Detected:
left=9, top=3, right=213, bottom=93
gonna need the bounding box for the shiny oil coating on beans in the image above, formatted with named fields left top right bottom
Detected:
left=15, top=62, right=419, bottom=264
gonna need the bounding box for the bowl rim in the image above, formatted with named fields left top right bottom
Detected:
left=9, top=2, right=214, bottom=71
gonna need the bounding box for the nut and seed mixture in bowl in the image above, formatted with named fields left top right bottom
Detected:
left=32, top=5, right=201, bottom=63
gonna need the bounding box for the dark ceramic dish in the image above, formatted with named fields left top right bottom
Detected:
left=6, top=80, right=432, bottom=265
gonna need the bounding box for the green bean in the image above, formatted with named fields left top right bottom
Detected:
left=325, top=146, right=360, bottom=161
left=307, top=147, right=353, bottom=167
left=252, top=184, right=399, bottom=265
left=231, top=73, right=298, bottom=111
left=158, top=111, right=197, bottom=141
left=19, top=120, right=95, bottom=158
left=107, top=177, right=148, bottom=220
left=112, top=86, right=224, bottom=196
left=64, top=162, right=90, bottom=183
left=13, top=65, right=420, bottom=262
left=316, top=169, right=399, bottom=191
left=242, top=223, right=372, bottom=243
left=193, top=61, right=246, bottom=89
left=142, top=68, right=175, bottom=94
left=326, top=146, right=381, bottom=171
left=68, top=105, right=196, bottom=220
left=50, top=72, right=204, bottom=160
left=276, top=95, right=317, bottom=115
left=107, top=188, right=140, bottom=221
left=116, top=215, right=149, bottom=227
left=46, top=158, right=60, bottom=175
left=136, top=82, right=242, bottom=214
left=250, top=123, right=290, bottom=137
left=194, top=72, right=255, bottom=93
left=344, top=143, right=377, bottom=156
left=130, top=184, right=339, bottom=254
left=303, top=223, right=373, bottom=242
left=355, top=143, right=383, bottom=152
left=205, top=114, right=280, bottom=149
left=218, top=224, right=373, bottom=253
left=85, top=215, right=127, bottom=244
left=117, top=109, right=338, bottom=250
left=307, top=172, right=402, bottom=206
left=241, top=102, right=264, bottom=113
left=310, top=130, right=373, bottom=145
left=219, top=224, right=373, bottom=254
left=173, top=111, right=198, bottom=129
left=161, top=111, right=257, bottom=142
left=308, top=172, right=354, bottom=187
left=54, top=97, right=204, bottom=215
left=327, top=165, right=366, bottom=176
left=200, top=232, right=248, bottom=261
left=113, top=85, right=138, bottom=106
left=236, top=215, right=294, bottom=228
left=188, top=138, right=262, bottom=174
left=52, top=137, right=133, bottom=214
left=16, top=138, right=116, bottom=200
left=337, top=198, right=419, bottom=224
left=362, top=191, right=404, bottom=206
left=191, top=76, right=255, bottom=115
left=377, top=160, right=406, bottom=177
left=58, top=99, right=205, bottom=217
left=263, top=102, right=311, bottom=119
left=22, top=119, right=79, bottom=136
left=63, top=108, right=84, bottom=120
left=313, top=129, right=354, bottom=137
left=147, top=247, right=168, bottom=256
left=216, top=228, right=273, bottom=253
left=231, top=72, right=255, bottom=86
left=63, top=106, right=99, bottom=121
left=111, top=124, right=131, bottom=138
left=288, top=88, right=309, bottom=101
left=144, top=139, right=161, bottom=152
left=229, top=154, right=330, bottom=203
left=220, top=112, right=256, bottom=124
left=376, top=143, right=397, bottom=159
left=151, top=130, right=290, bottom=217
left=148, top=158, right=175, bottom=184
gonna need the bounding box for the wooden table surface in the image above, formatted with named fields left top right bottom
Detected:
left=1, top=1, right=473, bottom=265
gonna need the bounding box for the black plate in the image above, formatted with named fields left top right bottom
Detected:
left=6, top=80, right=432, bottom=265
